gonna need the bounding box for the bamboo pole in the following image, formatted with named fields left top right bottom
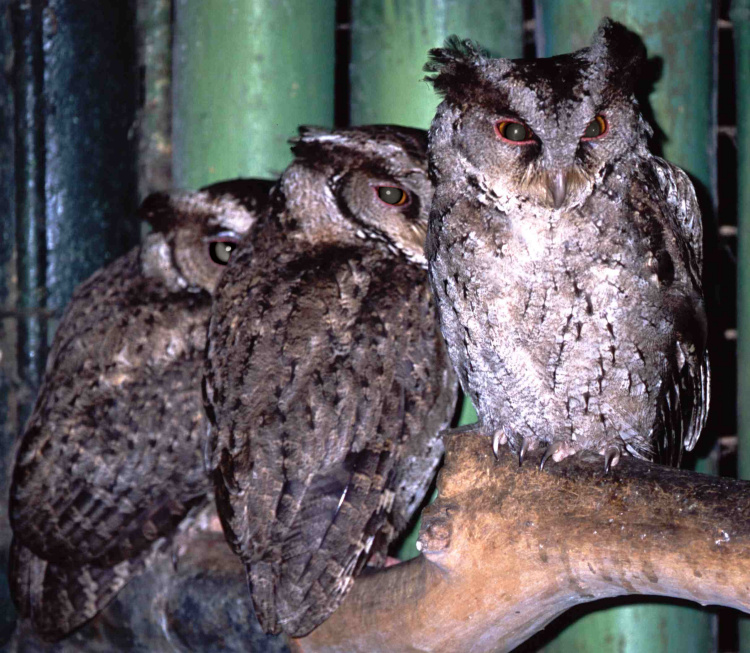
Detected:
left=172, top=0, right=336, bottom=189
left=534, top=3, right=717, bottom=650
left=350, top=0, right=524, bottom=129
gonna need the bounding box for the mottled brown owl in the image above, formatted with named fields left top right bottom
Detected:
left=204, top=125, right=457, bottom=637
left=8, top=178, right=273, bottom=640
left=424, top=19, right=708, bottom=471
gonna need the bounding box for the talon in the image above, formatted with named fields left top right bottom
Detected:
left=492, top=428, right=507, bottom=459
left=540, top=441, right=563, bottom=471
left=518, top=437, right=528, bottom=467
left=604, top=445, right=621, bottom=474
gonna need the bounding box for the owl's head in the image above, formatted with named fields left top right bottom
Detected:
left=278, top=125, right=432, bottom=266
left=425, top=19, right=651, bottom=211
left=139, top=178, right=273, bottom=293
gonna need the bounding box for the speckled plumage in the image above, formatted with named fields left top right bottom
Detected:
left=204, top=126, right=457, bottom=637
left=8, top=178, right=273, bottom=640
left=424, top=20, right=708, bottom=467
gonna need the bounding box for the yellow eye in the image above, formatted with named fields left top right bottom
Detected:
left=209, top=240, right=236, bottom=265
left=582, top=115, right=607, bottom=140
left=495, top=120, right=533, bottom=143
left=376, top=186, right=409, bottom=206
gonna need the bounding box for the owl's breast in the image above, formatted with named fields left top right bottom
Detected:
left=429, top=194, right=682, bottom=453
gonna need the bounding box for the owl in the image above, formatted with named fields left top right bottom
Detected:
left=8, top=177, right=273, bottom=640
left=423, top=19, right=709, bottom=471
left=204, top=125, right=457, bottom=637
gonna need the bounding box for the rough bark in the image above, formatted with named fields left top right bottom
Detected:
left=9, top=429, right=750, bottom=652
left=294, top=430, right=750, bottom=653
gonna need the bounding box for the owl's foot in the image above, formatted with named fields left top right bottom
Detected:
left=538, top=440, right=580, bottom=470
left=540, top=441, right=563, bottom=470
left=603, top=444, right=622, bottom=474
left=518, top=436, right=529, bottom=467
left=489, top=427, right=528, bottom=466
left=492, top=428, right=508, bottom=459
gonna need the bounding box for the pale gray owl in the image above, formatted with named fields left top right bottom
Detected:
left=423, top=19, right=709, bottom=471
left=8, top=178, right=272, bottom=640
left=204, top=126, right=457, bottom=637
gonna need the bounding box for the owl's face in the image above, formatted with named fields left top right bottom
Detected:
left=427, top=20, right=652, bottom=211
left=279, top=125, right=432, bottom=266
left=139, top=179, right=273, bottom=293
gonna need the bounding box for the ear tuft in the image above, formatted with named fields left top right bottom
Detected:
left=424, top=35, right=487, bottom=100
left=589, top=18, right=646, bottom=92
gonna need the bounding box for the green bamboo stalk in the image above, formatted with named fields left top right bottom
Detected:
left=172, top=0, right=336, bottom=189
left=137, top=0, right=173, bottom=199
left=535, top=2, right=716, bottom=651
left=732, top=1, right=750, bottom=651
left=351, top=0, right=524, bottom=130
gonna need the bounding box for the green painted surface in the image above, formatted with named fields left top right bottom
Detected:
left=536, top=2, right=716, bottom=651
left=732, top=1, right=750, bottom=650
left=351, top=0, right=524, bottom=129
left=172, top=0, right=336, bottom=189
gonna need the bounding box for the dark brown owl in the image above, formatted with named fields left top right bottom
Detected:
left=8, top=178, right=273, bottom=640
left=204, top=126, right=457, bottom=637
left=423, top=19, right=709, bottom=471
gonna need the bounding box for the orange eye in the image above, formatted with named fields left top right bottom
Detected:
left=495, top=120, right=534, bottom=144
left=582, top=115, right=607, bottom=140
left=375, top=186, right=409, bottom=207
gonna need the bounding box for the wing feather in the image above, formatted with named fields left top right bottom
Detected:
left=206, top=244, right=454, bottom=636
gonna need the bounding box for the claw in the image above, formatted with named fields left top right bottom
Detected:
left=540, top=441, right=563, bottom=471
left=604, top=445, right=621, bottom=474
left=518, top=437, right=528, bottom=467
left=492, top=428, right=507, bottom=459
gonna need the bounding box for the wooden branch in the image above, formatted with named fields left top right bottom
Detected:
left=293, top=430, right=750, bottom=653
left=10, top=429, right=750, bottom=652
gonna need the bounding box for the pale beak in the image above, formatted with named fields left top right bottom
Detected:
left=547, top=169, right=568, bottom=209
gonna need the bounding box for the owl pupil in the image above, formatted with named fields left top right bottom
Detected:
left=210, top=241, right=235, bottom=265
left=377, top=186, right=407, bottom=205
left=583, top=116, right=605, bottom=138
left=504, top=123, right=527, bottom=141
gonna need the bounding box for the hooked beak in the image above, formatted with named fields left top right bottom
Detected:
left=546, top=169, right=569, bottom=209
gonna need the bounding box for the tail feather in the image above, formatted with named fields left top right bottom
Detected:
left=10, top=538, right=148, bottom=641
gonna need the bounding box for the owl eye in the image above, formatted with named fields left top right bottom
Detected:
left=375, top=186, right=410, bottom=207
left=495, top=120, right=534, bottom=144
left=582, top=115, right=607, bottom=140
left=209, top=240, right=238, bottom=266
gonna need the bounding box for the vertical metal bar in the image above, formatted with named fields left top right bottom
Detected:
left=350, top=0, right=524, bottom=130
left=172, top=0, right=336, bottom=189
left=535, top=2, right=716, bottom=651
left=12, top=0, right=46, bottom=421
left=43, top=0, right=141, bottom=319
left=1, top=1, right=140, bottom=644
left=732, top=1, right=750, bottom=651
left=0, top=2, right=21, bottom=645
